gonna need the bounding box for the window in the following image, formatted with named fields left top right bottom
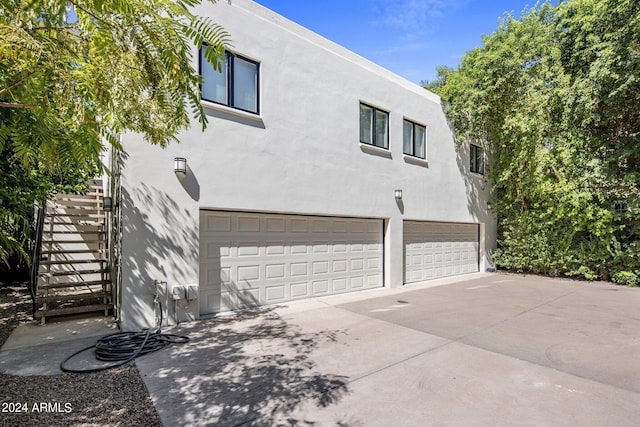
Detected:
left=613, top=201, right=628, bottom=213
left=403, top=119, right=426, bottom=159
left=470, top=144, right=484, bottom=174
left=360, top=103, right=389, bottom=149
left=200, top=49, right=259, bottom=114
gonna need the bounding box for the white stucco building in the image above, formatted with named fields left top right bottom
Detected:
left=113, top=0, right=496, bottom=330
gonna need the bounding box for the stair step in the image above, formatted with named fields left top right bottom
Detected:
left=57, top=188, right=103, bottom=195
left=55, top=192, right=102, bottom=200
left=42, top=249, right=106, bottom=255
left=42, top=239, right=107, bottom=244
left=44, top=221, right=103, bottom=226
left=49, top=203, right=100, bottom=210
left=49, top=210, right=102, bottom=216
left=41, top=230, right=106, bottom=235
left=47, top=213, right=105, bottom=218
left=40, top=279, right=111, bottom=289
left=42, top=268, right=108, bottom=277
left=37, top=292, right=108, bottom=303
left=47, top=204, right=102, bottom=211
left=35, top=304, right=112, bottom=319
left=40, top=259, right=107, bottom=265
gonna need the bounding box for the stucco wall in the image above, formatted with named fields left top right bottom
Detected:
left=118, top=0, right=496, bottom=330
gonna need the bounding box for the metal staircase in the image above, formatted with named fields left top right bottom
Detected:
left=35, top=184, right=113, bottom=324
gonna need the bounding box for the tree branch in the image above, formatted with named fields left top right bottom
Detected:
left=0, top=102, right=39, bottom=109
left=68, top=0, right=117, bottom=31
left=28, top=24, right=80, bottom=32
left=0, top=71, right=40, bottom=96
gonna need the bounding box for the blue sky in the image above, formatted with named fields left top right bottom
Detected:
left=253, top=0, right=544, bottom=84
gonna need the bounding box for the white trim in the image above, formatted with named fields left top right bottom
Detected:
left=360, top=143, right=392, bottom=157
left=402, top=116, right=427, bottom=128
left=403, top=154, right=429, bottom=166
left=201, top=100, right=263, bottom=123
left=479, top=222, right=486, bottom=272
left=198, top=206, right=386, bottom=221
left=359, top=99, right=390, bottom=114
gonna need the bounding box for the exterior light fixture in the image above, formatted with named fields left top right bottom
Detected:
left=102, top=196, right=113, bottom=212
left=395, top=189, right=403, bottom=200
left=174, top=157, right=187, bottom=175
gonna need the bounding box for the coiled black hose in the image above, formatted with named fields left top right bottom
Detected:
left=60, top=301, right=189, bottom=373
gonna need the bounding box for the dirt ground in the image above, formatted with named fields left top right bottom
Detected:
left=0, top=284, right=161, bottom=427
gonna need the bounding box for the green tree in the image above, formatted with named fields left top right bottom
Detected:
left=0, top=0, right=230, bottom=267
left=557, top=0, right=640, bottom=190
left=435, top=0, right=639, bottom=284
left=0, top=149, right=98, bottom=270
left=421, top=65, right=455, bottom=92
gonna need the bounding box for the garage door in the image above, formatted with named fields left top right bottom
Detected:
left=404, top=221, right=479, bottom=284
left=200, top=211, right=383, bottom=315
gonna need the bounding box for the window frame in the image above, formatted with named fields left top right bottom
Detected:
left=359, top=103, right=389, bottom=150
left=403, top=119, right=426, bottom=159
left=613, top=201, right=628, bottom=213
left=470, top=144, right=485, bottom=175
left=200, top=49, right=260, bottom=115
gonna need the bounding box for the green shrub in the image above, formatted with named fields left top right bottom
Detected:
left=612, top=271, right=639, bottom=287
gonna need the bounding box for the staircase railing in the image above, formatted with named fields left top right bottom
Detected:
left=107, top=145, right=123, bottom=323
left=29, top=200, right=46, bottom=319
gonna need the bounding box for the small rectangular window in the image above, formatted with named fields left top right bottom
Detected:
left=613, top=201, right=628, bottom=213
left=360, top=103, right=389, bottom=149
left=200, top=49, right=260, bottom=114
left=233, top=56, right=258, bottom=112
left=360, top=104, right=373, bottom=145
left=201, top=54, right=227, bottom=105
left=403, top=119, right=426, bottom=159
left=470, top=144, right=484, bottom=174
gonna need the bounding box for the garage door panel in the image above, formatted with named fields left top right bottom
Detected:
left=290, top=243, right=309, bottom=255
left=332, top=278, right=347, bottom=291
left=351, top=276, right=364, bottom=288
left=290, top=262, right=308, bottom=277
left=367, top=274, right=381, bottom=287
left=265, top=263, right=286, bottom=280
left=236, top=288, right=260, bottom=307
left=237, top=215, right=260, bottom=232
left=237, top=243, right=260, bottom=257
left=204, top=213, right=232, bottom=232
left=312, top=261, right=329, bottom=275
left=200, top=211, right=383, bottom=315
left=266, top=242, right=285, bottom=255
left=265, top=285, right=286, bottom=302
left=367, top=257, right=380, bottom=269
left=313, top=243, right=329, bottom=253
left=312, top=220, right=330, bottom=233
left=333, top=243, right=348, bottom=253
left=266, top=218, right=285, bottom=232
left=404, top=221, right=479, bottom=284
left=312, top=280, right=329, bottom=294
left=290, top=218, right=309, bottom=233
left=237, top=265, right=260, bottom=282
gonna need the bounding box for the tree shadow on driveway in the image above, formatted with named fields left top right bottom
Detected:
left=136, top=308, right=353, bottom=426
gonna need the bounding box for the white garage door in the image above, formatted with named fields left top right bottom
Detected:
left=200, top=211, right=383, bottom=315
left=404, top=221, right=479, bottom=284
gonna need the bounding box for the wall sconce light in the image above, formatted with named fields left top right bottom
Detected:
left=174, top=157, right=187, bottom=175
left=395, top=189, right=403, bottom=200
left=102, top=196, right=113, bottom=212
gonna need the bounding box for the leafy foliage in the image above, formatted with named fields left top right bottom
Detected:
left=0, top=0, right=230, bottom=266
left=0, top=148, right=99, bottom=268
left=432, top=0, right=639, bottom=285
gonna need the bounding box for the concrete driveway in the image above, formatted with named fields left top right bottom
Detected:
left=136, top=272, right=640, bottom=426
